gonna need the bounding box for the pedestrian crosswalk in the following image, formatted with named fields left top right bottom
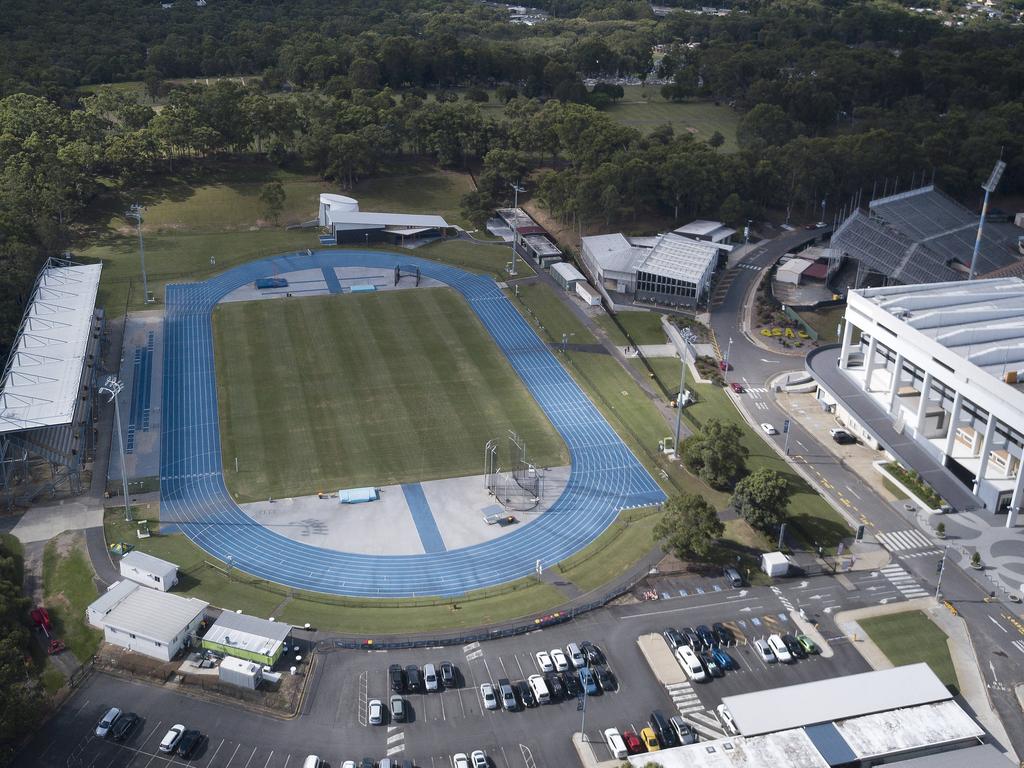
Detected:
left=900, top=548, right=943, bottom=559
left=880, top=563, right=930, bottom=599
left=736, top=263, right=763, bottom=271
left=1012, top=639, right=1024, bottom=655
left=666, top=681, right=703, bottom=715
left=744, top=387, right=768, bottom=394
left=877, top=529, right=934, bottom=552
left=687, top=710, right=727, bottom=740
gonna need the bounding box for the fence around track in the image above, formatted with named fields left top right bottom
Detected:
left=159, top=249, right=666, bottom=598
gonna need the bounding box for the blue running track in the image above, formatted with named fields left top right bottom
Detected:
left=159, top=250, right=665, bottom=597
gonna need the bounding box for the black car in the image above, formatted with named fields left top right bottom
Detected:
left=696, top=625, right=716, bottom=648
left=782, top=634, right=807, bottom=659
left=111, top=712, right=140, bottom=742
left=580, top=641, right=604, bottom=665
left=545, top=672, right=564, bottom=699
left=650, top=710, right=677, bottom=748
left=712, top=622, right=734, bottom=646
left=405, top=665, right=422, bottom=693
left=662, top=628, right=685, bottom=650
left=389, top=664, right=406, bottom=693
left=594, top=665, right=616, bottom=692
left=681, top=626, right=702, bottom=648
left=176, top=729, right=203, bottom=759
left=517, top=680, right=537, bottom=707
left=831, top=429, right=856, bottom=445
left=561, top=670, right=582, bottom=697
left=360, top=759, right=375, bottom=768
left=440, top=661, right=457, bottom=688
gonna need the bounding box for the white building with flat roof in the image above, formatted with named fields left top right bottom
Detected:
left=829, top=278, right=1024, bottom=519
left=118, top=550, right=178, bottom=592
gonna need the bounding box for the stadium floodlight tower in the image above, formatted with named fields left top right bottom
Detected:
left=125, top=203, right=152, bottom=303
left=99, top=376, right=132, bottom=522
left=968, top=159, right=1006, bottom=280
left=509, top=181, right=526, bottom=276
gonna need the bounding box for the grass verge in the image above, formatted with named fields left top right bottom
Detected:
left=416, top=239, right=532, bottom=279
left=797, top=305, right=846, bottom=343
left=596, top=312, right=668, bottom=346
left=859, top=611, right=959, bottom=690
left=42, top=535, right=102, bottom=662
left=605, top=87, right=740, bottom=151
left=556, top=508, right=662, bottom=593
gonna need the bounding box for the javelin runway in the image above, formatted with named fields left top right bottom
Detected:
left=159, top=250, right=665, bottom=597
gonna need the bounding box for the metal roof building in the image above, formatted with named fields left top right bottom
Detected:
left=118, top=550, right=179, bottom=592
left=319, top=195, right=451, bottom=245
left=202, top=611, right=292, bottom=666
left=674, top=219, right=736, bottom=243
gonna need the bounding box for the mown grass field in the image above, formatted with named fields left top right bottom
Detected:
left=214, top=288, right=567, bottom=501
left=859, top=611, right=959, bottom=690
left=605, top=87, right=741, bottom=152
left=42, top=535, right=102, bottom=662
left=596, top=310, right=668, bottom=346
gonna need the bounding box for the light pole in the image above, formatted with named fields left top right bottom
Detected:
left=99, top=376, right=132, bottom=522
left=674, top=343, right=688, bottom=451
left=935, top=545, right=949, bottom=601
left=968, top=160, right=1006, bottom=280
left=509, top=181, right=525, bottom=276
left=561, top=332, right=575, bottom=352
left=724, top=337, right=733, bottom=381
left=125, top=204, right=150, bottom=304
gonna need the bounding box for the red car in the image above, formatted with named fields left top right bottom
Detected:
left=719, top=360, right=731, bottom=371
left=622, top=730, right=644, bottom=754
left=730, top=382, right=744, bottom=393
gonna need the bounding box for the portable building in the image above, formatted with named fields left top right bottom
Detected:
left=119, top=550, right=178, bottom=592
left=575, top=282, right=602, bottom=306
left=551, top=262, right=586, bottom=290
left=201, top=611, right=292, bottom=666
left=219, top=656, right=264, bottom=690
left=761, top=551, right=797, bottom=577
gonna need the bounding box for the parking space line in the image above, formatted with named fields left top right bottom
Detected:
left=202, top=738, right=225, bottom=768
left=261, top=751, right=275, bottom=768
left=514, top=654, right=527, bottom=681
left=242, top=746, right=259, bottom=768
left=282, top=756, right=291, bottom=768
left=222, top=743, right=243, bottom=767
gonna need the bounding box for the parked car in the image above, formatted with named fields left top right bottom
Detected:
left=159, top=724, right=186, bottom=753
left=453, top=754, right=470, bottom=768
left=379, top=759, right=392, bottom=768
left=340, top=760, right=356, bottom=768
left=712, top=622, right=735, bottom=645
left=662, top=627, right=685, bottom=650
left=796, top=633, right=821, bottom=655
left=368, top=699, right=385, bottom=725
left=719, top=360, right=731, bottom=371
left=424, top=663, right=439, bottom=692
left=594, top=664, right=617, bottom=692
left=440, top=661, right=457, bottom=688
left=782, top=634, right=807, bottom=659
left=723, top=567, right=744, bottom=588
left=471, top=750, right=488, bottom=768
left=711, top=647, right=735, bottom=670
left=675, top=646, right=708, bottom=683
left=622, top=731, right=643, bottom=755
left=550, top=648, right=570, bottom=672
left=405, top=665, right=422, bottom=693
left=561, top=670, right=582, bottom=697
left=829, top=427, right=855, bottom=444
left=700, top=650, right=724, bottom=677
left=604, top=728, right=628, bottom=759
left=760, top=422, right=778, bottom=435
left=566, top=642, right=586, bottom=669
left=177, top=730, right=203, bottom=758
left=768, top=633, right=794, bottom=663
left=480, top=682, right=498, bottom=710
left=650, top=710, right=676, bottom=748
left=754, top=638, right=777, bottom=663
left=111, top=712, right=139, bottom=742
left=580, top=641, right=604, bottom=665
left=527, top=674, right=550, bottom=704
left=717, top=704, right=739, bottom=735
left=545, top=672, right=564, bottom=699
left=304, top=757, right=325, bottom=768
left=640, top=726, right=661, bottom=752
left=535, top=650, right=554, bottom=672
left=95, top=707, right=121, bottom=738
left=681, top=626, right=701, bottom=648
left=390, top=694, right=406, bottom=722
left=517, top=680, right=537, bottom=707
left=670, top=715, right=698, bottom=745
left=498, top=678, right=518, bottom=710
left=359, top=759, right=374, bottom=768
left=389, top=664, right=406, bottom=693
left=696, top=625, right=716, bottom=647
left=579, top=666, right=599, bottom=695
left=730, top=382, right=744, bottom=393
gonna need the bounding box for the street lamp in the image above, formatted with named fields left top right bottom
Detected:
left=125, top=204, right=151, bottom=304
left=509, top=181, right=526, bottom=277
left=724, top=337, right=733, bottom=381
left=99, top=376, right=132, bottom=522
left=674, top=341, right=690, bottom=452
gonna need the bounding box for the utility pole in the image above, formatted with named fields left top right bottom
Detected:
left=935, top=545, right=949, bottom=601
left=126, top=204, right=150, bottom=303
left=969, top=159, right=1006, bottom=280
left=509, top=181, right=525, bottom=277
left=674, top=344, right=688, bottom=452
left=99, top=377, right=132, bottom=522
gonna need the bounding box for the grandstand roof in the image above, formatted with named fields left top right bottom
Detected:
left=637, top=233, right=720, bottom=284
left=0, top=261, right=102, bottom=435
left=832, top=186, right=1019, bottom=285
left=327, top=211, right=449, bottom=229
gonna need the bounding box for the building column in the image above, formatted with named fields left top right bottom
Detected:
left=973, top=414, right=998, bottom=499
left=888, top=353, right=905, bottom=415
left=1008, top=466, right=1024, bottom=527
left=943, top=392, right=964, bottom=459
left=864, top=337, right=879, bottom=391
left=915, top=372, right=933, bottom=433
left=839, top=320, right=855, bottom=368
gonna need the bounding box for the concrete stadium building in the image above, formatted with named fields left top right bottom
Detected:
left=808, top=278, right=1024, bottom=521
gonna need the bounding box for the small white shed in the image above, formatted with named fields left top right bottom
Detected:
left=575, top=282, right=602, bottom=306
left=219, top=656, right=264, bottom=690
left=119, top=550, right=178, bottom=592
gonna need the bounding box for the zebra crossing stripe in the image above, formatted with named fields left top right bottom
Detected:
left=878, top=529, right=933, bottom=551
left=1012, top=640, right=1024, bottom=654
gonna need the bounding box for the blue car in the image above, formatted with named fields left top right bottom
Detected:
left=579, top=666, right=599, bottom=695
left=711, top=647, right=735, bottom=670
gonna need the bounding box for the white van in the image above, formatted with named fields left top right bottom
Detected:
left=768, top=634, right=793, bottom=663
left=603, top=727, right=628, bottom=759
left=567, top=642, right=586, bottom=669
left=675, top=645, right=708, bottom=682
left=528, top=673, right=551, bottom=704
left=302, top=757, right=323, bottom=768
left=424, top=663, right=439, bottom=692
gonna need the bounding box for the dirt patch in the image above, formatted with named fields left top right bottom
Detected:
left=52, top=531, right=81, bottom=558
left=522, top=201, right=580, bottom=254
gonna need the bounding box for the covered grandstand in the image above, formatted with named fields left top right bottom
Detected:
left=0, top=258, right=104, bottom=504
left=830, top=185, right=1021, bottom=288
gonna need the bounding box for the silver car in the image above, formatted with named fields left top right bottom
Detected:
left=368, top=698, right=384, bottom=725
left=480, top=682, right=498, bottom=710
left=95, top=707, right=121, bottom=738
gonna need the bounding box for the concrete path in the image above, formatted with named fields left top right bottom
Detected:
left=5, top=501, right=103, bottom=544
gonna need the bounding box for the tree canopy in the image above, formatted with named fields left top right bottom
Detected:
left=682, top=418, right=749, bottom=490
left=653, top=493, right=724, bottom=562
left=731, top=468, right=790, bottom=534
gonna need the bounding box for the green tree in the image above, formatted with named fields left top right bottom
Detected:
left=600, top=184, right=619, bottom=225
left=682, top=418, right=749, bottom=490
left=653, top=493, right=724, bottom=561
left=349, top=58, right=380, bottom=91
left=258, top=180, right=286, bottom=225
left=731, top=468, right=790, bottom=533
left=737, top=103, right=797, bottom=149
left=708, top=131, right=725, bottom=150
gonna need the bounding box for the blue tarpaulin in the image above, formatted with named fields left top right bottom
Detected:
left=255, top=277, right=288, bottom=289
left=338, top=487, right=379, bottom=504
left=350, top=284, right=377, bottom=293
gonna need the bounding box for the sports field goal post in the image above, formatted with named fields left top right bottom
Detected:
left=394, top=265, right=421, bottom=286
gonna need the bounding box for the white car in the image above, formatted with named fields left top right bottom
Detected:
left=480, top=682, right=498, bottom=710
left=717, top=703, right=739, bottom=735
left=760, top=423, right=778, bottom=435
left=159, top=724, right=186, bottom=753
left=471, top=750, right=488, bottom=768
left=550, top=648, right=570, bottom=671
left=342, top=762, right=357, bottom=768
left=453, top=754, right=470, bottom=768
left=368, top=698, right=384, bottom=725
left=95, top=707, right=121, bottom=738
left=754, top=638, right=777, bottom=663
left=768, top=633, right=794, bottom=663
left=535, top=650, right=554, bottom=672
left=603, top=727, right=628, bottom=759
left=675, top=645, right=708, bottom=683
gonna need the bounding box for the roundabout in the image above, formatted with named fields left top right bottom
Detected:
left=159, top=249, right=665, bottom=597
